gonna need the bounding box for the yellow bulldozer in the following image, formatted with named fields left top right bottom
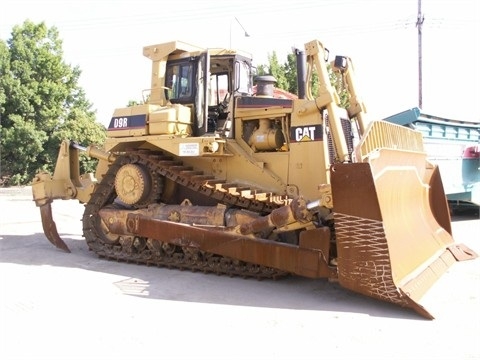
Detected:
left=32, top=39, right=477, bottom=319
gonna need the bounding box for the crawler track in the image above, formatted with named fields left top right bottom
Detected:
left=83, top=150, right=288, bottom=279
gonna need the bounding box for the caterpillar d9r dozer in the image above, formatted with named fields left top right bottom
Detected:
left=32, top=39, right=477, bottom=319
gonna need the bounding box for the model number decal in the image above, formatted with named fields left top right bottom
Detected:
left=108, top=114, right=147, bottom=130
left=113, top=117, right=128, bottom=128
left=290, top=125, right=323, bottom=142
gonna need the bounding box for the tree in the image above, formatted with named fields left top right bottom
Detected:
left=283, top=53, right=299, bottom=95
left=256, top=50, right=349, bottom=107
left=256, top=51, right=289, bottom=92
left=1, top=115, right=47, bottom=185
left=0, top=41, right=8, bottom=113
left=0, top=20, right=106, bottom=186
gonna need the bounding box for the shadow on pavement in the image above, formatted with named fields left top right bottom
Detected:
left=0, top=232, right=422, bottom=321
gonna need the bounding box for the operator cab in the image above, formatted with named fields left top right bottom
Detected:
left=164, top=51, right=254, bottom=136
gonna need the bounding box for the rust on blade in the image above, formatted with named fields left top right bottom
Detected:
left=427, top=165, right=452, bottom=236
left=330, top=153, right=477, bottom=319
left=39, top=203, right=70, bottom=253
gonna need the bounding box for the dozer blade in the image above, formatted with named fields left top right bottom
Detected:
left=39, top=203, right=71, bottom=253
left=330, top=149, right=477, bottom=319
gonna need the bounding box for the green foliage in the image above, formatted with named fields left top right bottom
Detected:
left=256, top=51, right=350, bottom=107
left=127, top=99, right=143, bottom=107
left=53, top=108, right=106, bottom=173
left=0, top=41, right=8, bottom=113
left=1, top=115, right=47, bottom=185
left=284, top=53, right=299, bottom=95
left=266, top=52, right=289, bottom=91
left=330, top=69, right=350, bottom=109
left=0, top=20, right=106, bottom=186
left=256, top=52, right=290, bottom=92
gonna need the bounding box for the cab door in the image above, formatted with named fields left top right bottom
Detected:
left=195, top=51, right=210, bottom=136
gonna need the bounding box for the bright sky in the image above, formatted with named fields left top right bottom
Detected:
left=1, top=0, right=479, bottom=127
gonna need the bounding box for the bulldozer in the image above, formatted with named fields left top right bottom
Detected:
left=32, top=39, right=477, bottom=319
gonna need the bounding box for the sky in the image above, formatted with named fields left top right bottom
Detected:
left=1, top=0, right=479, bottom=127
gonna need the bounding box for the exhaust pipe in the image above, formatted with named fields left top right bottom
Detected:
left=294, top=48, right=306, bottom=99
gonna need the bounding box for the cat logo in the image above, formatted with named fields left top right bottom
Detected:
left=290, top=125, right=323, bottom=143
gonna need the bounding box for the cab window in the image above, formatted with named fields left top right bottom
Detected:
left=209, top=73, right=229, bottom=105
left=235, top=60, right=252, bottom=95
left=165, top=62, right=194, bottom=101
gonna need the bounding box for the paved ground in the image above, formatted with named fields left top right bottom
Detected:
left=0, top=186, right=479, bottom=360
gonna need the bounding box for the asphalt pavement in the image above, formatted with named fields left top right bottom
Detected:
left=1, top=186, right=479, bottom=360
